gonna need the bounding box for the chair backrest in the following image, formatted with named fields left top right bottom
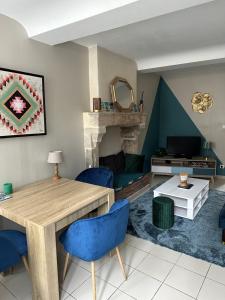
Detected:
left=75, top=167, right=113, bottom=188
left=0, top=237, right=21, bottom=272
left=62, top=199, right=129, bottom=261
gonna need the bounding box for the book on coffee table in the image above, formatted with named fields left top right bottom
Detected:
left=0, top=192, right=12, bottom=201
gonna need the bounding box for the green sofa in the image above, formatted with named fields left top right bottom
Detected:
left=99, top=151, right=147, bottom=191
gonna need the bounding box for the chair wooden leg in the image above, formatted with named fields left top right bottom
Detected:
left=91, top=261, right=96, bottom=300
left=63, top=252, right=70, bottom=280
left=22, top=256, right=30, bottom=273
left=116, top=247, right=127, bottom=280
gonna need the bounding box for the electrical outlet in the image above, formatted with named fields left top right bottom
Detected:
left=220, top=164, right=225, bottom=169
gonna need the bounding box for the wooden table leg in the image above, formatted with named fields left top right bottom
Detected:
left=26, top=223, right=59, bottom=300
left=97, top=190, right=115, bottom=215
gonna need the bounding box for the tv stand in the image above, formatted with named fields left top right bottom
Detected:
left=173, top=154, right=192, bottom=159
left=151, top=156, right=216, bottom=183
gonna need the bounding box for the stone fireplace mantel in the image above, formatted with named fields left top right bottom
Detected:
left=83, top=112, right=147, bottom=167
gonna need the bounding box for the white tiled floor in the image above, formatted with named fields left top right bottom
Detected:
left=1, top=176, right=225, bottom=300
left=1, top=235, right=225, bottom=300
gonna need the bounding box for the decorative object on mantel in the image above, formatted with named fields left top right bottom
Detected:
left=139, top=91, right=144, bottom=112
left=191, top=92, right=213, bottom=114
left=48, top=150, right=63, bottom=180
left=101, top=100, right=114, bottom=112
left=110, top=76, right=135, bottom=112
left=132, top=103, right=139, bottom=112
left=0, top=67, right=46, bottom=138
left=93, top=97, right=101, bottom=112
left=203, top=140, right=211, bottom=161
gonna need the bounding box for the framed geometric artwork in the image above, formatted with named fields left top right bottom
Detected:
left=0, top=67, right=46, bottom=138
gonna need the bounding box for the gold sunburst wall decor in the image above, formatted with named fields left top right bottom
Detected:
left=191, top=92, right=213, bottom=114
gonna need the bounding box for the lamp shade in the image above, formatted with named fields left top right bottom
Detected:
left=48, top=151, right=63, bottom=164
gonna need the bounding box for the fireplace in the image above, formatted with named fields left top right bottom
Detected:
left=83, top=112, right=147, bottom=167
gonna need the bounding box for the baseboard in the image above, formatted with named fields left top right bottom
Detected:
left=215, top=175, right=225, bottom=179
left=128, top=184, right=150, bottom=202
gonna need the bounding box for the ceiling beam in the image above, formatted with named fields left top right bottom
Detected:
left=31, top=0, right=213, bottom=45
left=138, top=44, right=225, bottom=72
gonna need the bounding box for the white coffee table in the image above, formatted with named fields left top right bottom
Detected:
left=153, top=175, right=209, bottom=220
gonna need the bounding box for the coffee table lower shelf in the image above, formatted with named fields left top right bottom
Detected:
left=153, top=176, right=209, bottom=220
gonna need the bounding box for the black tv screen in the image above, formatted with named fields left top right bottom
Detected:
left=167, top=136, right=201, bottom=158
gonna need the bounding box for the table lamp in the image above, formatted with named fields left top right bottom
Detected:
left=48, top=150, right=63, bottom=180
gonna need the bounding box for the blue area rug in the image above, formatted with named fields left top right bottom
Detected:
left=128, top=185, right=225, bottom=266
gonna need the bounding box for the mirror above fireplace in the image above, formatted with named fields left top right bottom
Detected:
left=110, top=76, right=135, bottom=112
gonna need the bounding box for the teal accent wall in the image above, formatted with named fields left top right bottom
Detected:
left=142, top=84, right=160, bottom=171
left=142, top=77, right=224, bottom=175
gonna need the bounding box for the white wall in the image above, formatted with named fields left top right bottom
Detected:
left=97, top=46, right=137, bottom=101
left=89, top=46, right=138, bottom=156
left=0, top=15, right=89, bottom=192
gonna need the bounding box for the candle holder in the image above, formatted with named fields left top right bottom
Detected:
left=179, top=172, right=188, bottom=188
left=93, top=98, right=101, bottom=112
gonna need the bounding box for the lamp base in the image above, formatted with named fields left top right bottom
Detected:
left=52, top=163, right=61, bottom=180
left=52, top=175, right=61, bottom=180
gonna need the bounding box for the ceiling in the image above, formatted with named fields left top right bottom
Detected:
left=1, top=0, right=225, bottom=72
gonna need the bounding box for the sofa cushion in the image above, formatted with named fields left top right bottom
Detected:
left=99, top=151, right=125, bottom=174
left=114, top=173, right=144, bottom=190
left=124, top=153, right=145, bottom=173
left=114, top=151, right=125, bottom=173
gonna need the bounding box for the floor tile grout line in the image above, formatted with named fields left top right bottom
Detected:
left=163, top=264, right=206, bottom=299
left=0, top=279, right=18, bottom=299
left=64, top=272, right=117, bottom=299
left=164, top=281, right=200, bottom=299
left=206, top=263, right=225, bottom=286
left=151, top=258, right=201, bottom=300
left=107, top=287, right=137, bottom=300
left=96, top=260, right=136, bottom=290
left=48, top=254, right=225, bottom=299
left=104, top=261, right=138, bottom=300
left=123, top=247, right=225, bottom=290
left=195, top=264, right=211, bottom=300
left=62, top=273, right=91, bottom=296
left=163, top=282, right=196, bottom=299
left=64, top=255, right=113, bottom=295
left=174, top=260, right=210, bottom=277
left=127, top=236, right=220, bottom=274
left=126, top=239, right=214, bottom=278
left=126, top=240, right=186, bottom=265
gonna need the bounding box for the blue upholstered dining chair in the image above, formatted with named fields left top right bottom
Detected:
left=75, top=167, right=113, bottom=188
left=60, top=199, right=129, bottom=300
left=0, top=237, right=21, bottom=273
left=0, top=230, right=29, bottom=273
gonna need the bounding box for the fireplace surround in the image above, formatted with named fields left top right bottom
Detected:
left=83, top=112, right=147, bottom=167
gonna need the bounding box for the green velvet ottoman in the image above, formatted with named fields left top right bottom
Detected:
left=152, top=196, right=174, bottom=229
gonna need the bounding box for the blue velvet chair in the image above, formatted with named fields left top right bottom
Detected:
left=60, top=199, right=129, bottom=300
left=0, top=237, right=21, bottom=273
left=75, top=167, right=113, bottom=188
left=0, top=230, right=29, bottom=272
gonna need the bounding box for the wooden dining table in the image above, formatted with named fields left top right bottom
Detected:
left=0, top=177, right=115, bottom=300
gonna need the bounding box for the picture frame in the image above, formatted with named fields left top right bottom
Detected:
left=0, top=67, right=46, bottom=138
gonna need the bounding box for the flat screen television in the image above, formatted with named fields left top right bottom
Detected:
left=167, top=136, right=201, bottom=158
